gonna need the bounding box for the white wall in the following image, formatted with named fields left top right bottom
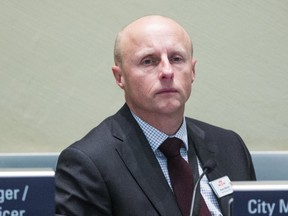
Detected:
left=1, top=0, right=287, bottom=152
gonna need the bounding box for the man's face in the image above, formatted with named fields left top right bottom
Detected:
left=113, top=17, right=196, bottom=119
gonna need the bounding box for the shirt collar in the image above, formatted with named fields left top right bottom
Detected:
left=131, top=112, right=188, bottom=152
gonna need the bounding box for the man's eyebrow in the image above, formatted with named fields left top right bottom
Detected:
left=170, top=46, right=187, bottom=54
left=133, top=46, right=189, bottom=60
left=134, top=48, right=156, bottom=58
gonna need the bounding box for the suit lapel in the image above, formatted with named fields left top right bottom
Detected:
left=111, top=105, right=182, bottom=216
left=186, top=119, right=233, bottom=216
left=186, top=119, right=219, bottom=176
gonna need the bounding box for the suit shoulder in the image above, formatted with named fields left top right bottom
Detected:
left=185, top=117, right=245, bottom=146
left=66, top=116, right=116, bottom=153
left=185, top=117, right=233, bottom=133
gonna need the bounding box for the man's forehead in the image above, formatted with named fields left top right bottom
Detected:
left=123, top=22, right=189, bottom=44
left=122, top=30, right=191, bottom=55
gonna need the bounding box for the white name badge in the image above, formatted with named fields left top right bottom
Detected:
left=209, top=176, right=233, bottom=198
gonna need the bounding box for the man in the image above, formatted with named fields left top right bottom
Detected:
left=55, top=15, right=256, bottom=216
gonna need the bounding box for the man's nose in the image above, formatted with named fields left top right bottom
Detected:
left=159, top=58, right=174, bottom=80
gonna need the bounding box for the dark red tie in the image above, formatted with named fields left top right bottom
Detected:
left=159, top=137, right=211, bottom=216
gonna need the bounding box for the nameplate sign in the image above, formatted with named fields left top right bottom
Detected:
left=0, top=168, right=55, bottom=216
left=231, top=181, right=288, bottom=216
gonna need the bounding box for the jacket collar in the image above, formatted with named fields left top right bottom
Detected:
left=111, top=104, right=182, bottom=216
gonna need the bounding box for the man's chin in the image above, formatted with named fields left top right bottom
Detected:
left=157, top=102, right=184, bottom=115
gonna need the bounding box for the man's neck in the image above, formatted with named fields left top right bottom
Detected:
left=130, top=108, right=184, bottom=135
left=149, top=116, right=183, bottom=135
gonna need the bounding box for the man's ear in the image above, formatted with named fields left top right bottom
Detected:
left=191, top=58, right=197, bottom=83
left=112, top=65, right=124, bottom=89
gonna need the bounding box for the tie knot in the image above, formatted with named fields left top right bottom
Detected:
left=159, top=137, right=183, bottom=159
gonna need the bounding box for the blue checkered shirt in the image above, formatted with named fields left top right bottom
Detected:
left=132, top=112, right=223, bottom=216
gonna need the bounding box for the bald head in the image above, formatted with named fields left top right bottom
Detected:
left=113, top=15, right=193, bottom=65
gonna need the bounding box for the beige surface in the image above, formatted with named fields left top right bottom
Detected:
left=1, top=1, right=287, bottom=152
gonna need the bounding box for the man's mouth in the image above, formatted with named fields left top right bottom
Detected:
left=156, top=88, right=178, bottom=94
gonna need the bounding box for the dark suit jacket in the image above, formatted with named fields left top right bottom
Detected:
left=55, top=104, right=256, bottom=216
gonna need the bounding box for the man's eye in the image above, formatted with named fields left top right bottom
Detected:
left=142, top=58, right=156, bottom=65
left=170, top=56, right=183, bottom=63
